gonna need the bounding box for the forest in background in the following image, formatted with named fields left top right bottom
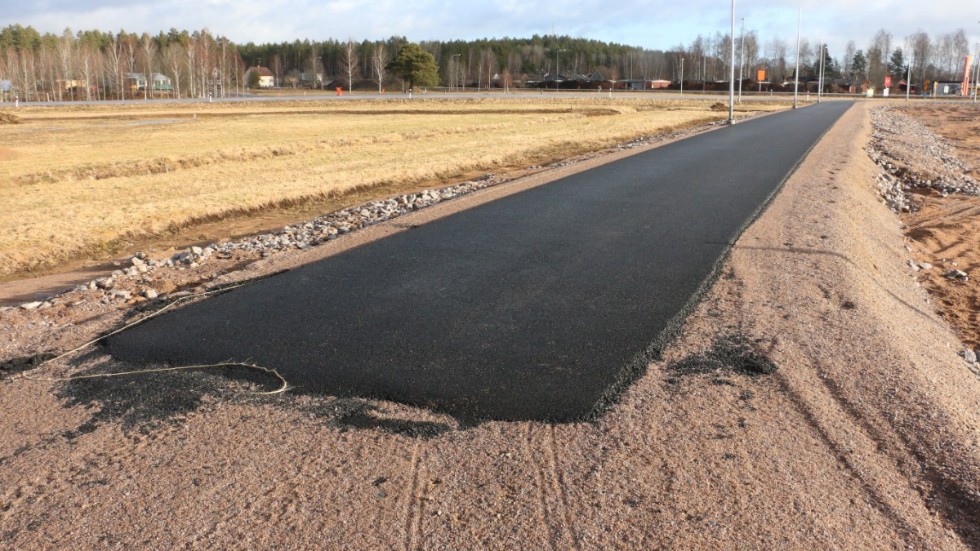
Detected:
left=0, top=23, right=975, bottom=101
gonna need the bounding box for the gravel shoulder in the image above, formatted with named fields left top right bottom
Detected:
left=1, top=102, right=978, bottom=549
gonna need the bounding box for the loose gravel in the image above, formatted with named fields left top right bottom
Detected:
left=867, top=106, right=979, bottom=212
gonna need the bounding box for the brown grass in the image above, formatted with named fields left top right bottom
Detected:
left=0, top=97, right=788, bottom=277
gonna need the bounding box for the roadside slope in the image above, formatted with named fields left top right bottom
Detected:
left=654, top=100, right=979, bottom=547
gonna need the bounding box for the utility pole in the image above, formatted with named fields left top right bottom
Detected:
left=738, top=17, right=745, bottom=103
left=451, top=53, right=460, bottom=93
left=728, top=0, right=736, bottom=124
left=793, top=5, right=801, bottom=109
left=555, top=48, right=566, bottom=91
left=817, top=43, right=825, bottom=103
left=680, top=57, right=684, bottom=95
left=974, top=33, right=980, bottom=102
left=974, top=47, right=979, bottom=102
left=906, top=52, right=913, bottom=103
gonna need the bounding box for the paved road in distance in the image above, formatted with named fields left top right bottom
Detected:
left=108, top=101, right=853, bottom=422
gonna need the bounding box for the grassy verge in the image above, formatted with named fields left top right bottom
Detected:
left=0, top=97, right=787, bottom=277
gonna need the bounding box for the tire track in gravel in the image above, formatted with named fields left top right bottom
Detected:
left=401, top=441, right=424, bottom=551
left=523, top=424, right=558, bottom=551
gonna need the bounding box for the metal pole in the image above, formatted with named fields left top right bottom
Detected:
left=729, top=0, right=736, bottom=124
left=738, top=17, right=745, bottom=103
left=555, top=49, right=565, bottom=92
left=974, top=23, right=980, bottom=102
left=906, top=54, right=912, bottom=103
left=680, top=57, right=684, bottom=95
left=793, top=6, right=801, bottom=109
left=974, top=43, right=979, bottom=103
left=817, top=43, right=824, bottom=103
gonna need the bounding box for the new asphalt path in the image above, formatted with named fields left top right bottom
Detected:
left=108, top=101, right=853, bottom=422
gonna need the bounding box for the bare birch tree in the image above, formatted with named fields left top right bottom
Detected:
left=371, top=42, right=387, bottom=93
left=342, top=39, right=358, bottom=93
left=165, top=41, right=184, bottom=98
left=56, top=29, right=75, bottom=101
left=140, top=32, right=157, bottom=99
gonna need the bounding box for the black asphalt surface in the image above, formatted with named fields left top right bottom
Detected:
left=107, top=101, right=852, bottom=422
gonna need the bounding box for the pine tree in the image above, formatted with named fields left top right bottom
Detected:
left=888, top=48, right=905, bottom=76
left=387, top=43, right=439, bottom=90
left=850, top=50, right=867, bottom=81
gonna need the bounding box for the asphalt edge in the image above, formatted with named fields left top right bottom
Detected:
left=584, top=101, right=856, bottom=424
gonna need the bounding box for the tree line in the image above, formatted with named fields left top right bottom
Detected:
left=0, top=23, right=975, bottom=101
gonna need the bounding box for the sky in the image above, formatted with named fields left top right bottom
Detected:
left=8, top=0, right=980, bottom=60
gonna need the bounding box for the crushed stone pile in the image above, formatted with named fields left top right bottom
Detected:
left=867, top=106, right=979, bottom=212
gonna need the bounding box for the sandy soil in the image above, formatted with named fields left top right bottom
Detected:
left=1, top=102, right=978, bottom=550
left=898, top=105, right=980, bottom=353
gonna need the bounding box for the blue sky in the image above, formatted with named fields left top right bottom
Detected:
left=8, top=0, right=980, bottom=59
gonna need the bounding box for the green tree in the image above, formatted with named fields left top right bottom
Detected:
left=889, top=48, right=905, bottom=76
left=387, top=43, right=439, bottom=89
left=850, top=50, right=867, bottom=81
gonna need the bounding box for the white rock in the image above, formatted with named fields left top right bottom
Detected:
left=20, top=301, right=43, bottom=310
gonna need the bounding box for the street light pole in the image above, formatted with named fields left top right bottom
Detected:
left=974, top=22, right=980, bottom=102
left=555, top=48, right=566, bottom=92
left=817, top=42, right=824, bottom=103
left=728, top=0, right=736, bottom=124
left=793, top=5, right=801, bottom=109
left=738, top=17, right=745, bottom=103
left=974, top=46, right=979, bottom=102
left=451, top=53, right=460, bottom=93
left=680, top=57, right=684, bottom=95
left=974, top=36, right=979, bottom=102
left=906, top=52, right=913, bottom=103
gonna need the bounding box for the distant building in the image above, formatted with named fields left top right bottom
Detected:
left=125, top=73, right=173, bottom=92
left=56, top=79, right=89, bottom=91
left=247, top=66, right=275, bottom=88
left=934, top=82, right=963, bottom=96
left=300, top=72, right=323, bottom=87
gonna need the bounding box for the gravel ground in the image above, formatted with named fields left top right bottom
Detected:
left=0, top=102, right=978, bottom=550
left=867, top=104, right=980, bottom=358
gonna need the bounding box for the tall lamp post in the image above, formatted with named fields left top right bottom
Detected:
left=738, top=17, right=745, bottom=103
left=974, top=45, right=979, bottom=102
left=728, top=0, right=735, bottom=124
left=793, top=6, right=801, bottom=109
left=905, top=52, right=913, bottom=103
left=555, top=48, right=566, bottom=92
left=680, top=57, right=685, bottom=95
left=817, top=42, right=825, bottom=103
left=974, top=26, right=980, bottom=102
left=451, top=53, right=460, bottom=93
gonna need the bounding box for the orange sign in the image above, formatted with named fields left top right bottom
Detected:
left=756, top=69, right=766, bottom=82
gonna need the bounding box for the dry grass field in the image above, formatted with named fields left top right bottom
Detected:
left=0, top=97, right=787, bottom=278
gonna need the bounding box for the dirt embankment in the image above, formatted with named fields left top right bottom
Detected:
left=0, top=102, right=977, bottom=550
left=894, top=104, right=980, bottom=355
